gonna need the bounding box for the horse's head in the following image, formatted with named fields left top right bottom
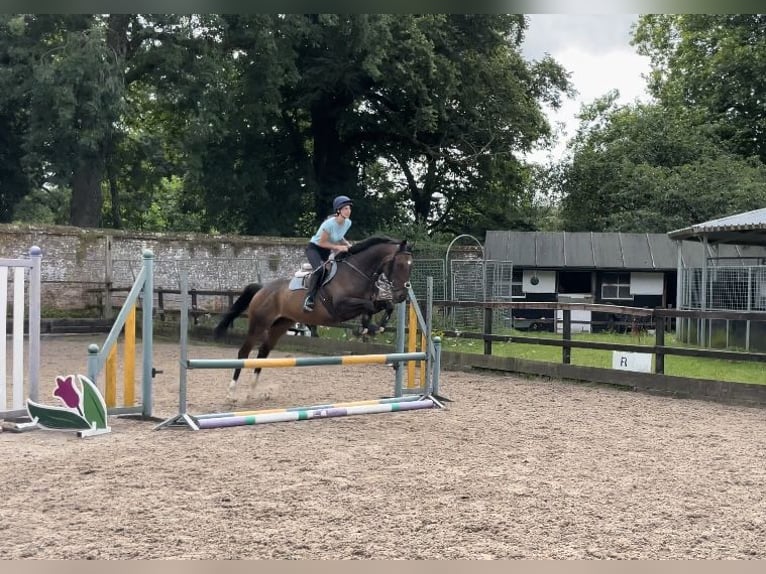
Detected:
left=378, top=240, right=413, bottom=303
left=343, top=236, right=414, bottom=303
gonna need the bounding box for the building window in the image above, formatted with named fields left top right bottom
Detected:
left=601, top=272, right=632, bottom=300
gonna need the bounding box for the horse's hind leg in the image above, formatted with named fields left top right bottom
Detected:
left=227, top=332, right=259, bottom=403
left=247, top=318, right=294, bottom=401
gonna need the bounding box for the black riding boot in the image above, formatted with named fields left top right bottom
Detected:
left=303, top=272, right=319, bottom=312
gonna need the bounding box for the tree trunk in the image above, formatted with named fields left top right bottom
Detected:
left=108, top=167, right=122, bottom=229
left=398, top=156, right=432, bottom=222
left=69, top=160, right=103, bottom=228
left=310, top=98, right=357, bottom=223
left=103, top=14, right=130, bottom=230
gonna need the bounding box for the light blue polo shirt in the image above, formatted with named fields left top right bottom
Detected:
left=310, top=217, right=352, bottom=245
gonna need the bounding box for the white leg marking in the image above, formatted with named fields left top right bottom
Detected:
left=246, top=371, right=262, bottom=401
left=227, top=379, right=239, bottom=403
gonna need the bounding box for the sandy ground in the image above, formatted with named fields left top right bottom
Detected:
left=1, top=333, right=765, bottom=560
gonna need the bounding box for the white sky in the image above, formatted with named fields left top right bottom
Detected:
left=522, top=14, right=653, bottom=164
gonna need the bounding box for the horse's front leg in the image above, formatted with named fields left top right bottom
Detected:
left=336, top=298, right=376, bottom=332
left=373, top=301, right=395, bottom=334
left=358, top=311, right=374, bottom=336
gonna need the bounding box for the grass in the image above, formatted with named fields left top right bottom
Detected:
left=312, top=323, right=764, bottom=386
left=437, top=328, right=765, bottom=386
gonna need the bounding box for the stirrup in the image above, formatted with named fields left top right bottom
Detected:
left=303, top=297, right=315, bottom=312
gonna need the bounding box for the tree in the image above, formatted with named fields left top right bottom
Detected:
left=0, top=15, right=32, bottom=222
left=176, top=14, right=573, bottom=237
left=20, top=15, right=126, bottom=227
left=558, top=95, right=766, bottom=232
left=0, top=14, right=574, bottom=237
left=633, top=14, right=766, bottom=163
left=2, top=15, right=232, bottom=229
left=321, top=14, right=573, bottom=235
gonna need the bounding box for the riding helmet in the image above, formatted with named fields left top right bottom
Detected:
left=333, top=195, right=353, bottom=213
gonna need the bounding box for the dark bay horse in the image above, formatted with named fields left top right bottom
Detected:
left=213, top=236, right=414, bottom=402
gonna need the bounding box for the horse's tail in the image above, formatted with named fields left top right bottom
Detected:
left=214, top=282, right=263, bottom=340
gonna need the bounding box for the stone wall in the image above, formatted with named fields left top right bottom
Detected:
left=0, top=223, right=310, bottom=312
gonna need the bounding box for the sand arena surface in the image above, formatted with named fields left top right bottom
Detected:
left=1, top=334, right=765, bottom=559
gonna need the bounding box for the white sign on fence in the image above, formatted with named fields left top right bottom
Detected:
left=612, top=351, right=653, bottom=373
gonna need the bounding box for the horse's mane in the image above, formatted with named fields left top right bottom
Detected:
left=342, top=235, right=402, bottom=258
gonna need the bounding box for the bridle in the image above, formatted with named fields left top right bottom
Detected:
left=375, top=250, right=412, bottom=301
left=342, top=247, right=412, bottom=301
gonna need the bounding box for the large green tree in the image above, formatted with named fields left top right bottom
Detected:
left=186, top=14, right=573, bottom=237
left=355, top=14, right=573, bottom=236
left=20, top=15, right=126, bottom=227
left=1, top=13, right=573, bottom=237
left=558, top=94, right=766, bottom=232
left=634, top=14, right=766, bottom=163
left=0, top=15, right=32, bottom=222
left=2, top=14, right=230, bottom=229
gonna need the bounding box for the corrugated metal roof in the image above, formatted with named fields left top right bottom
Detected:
left=535, top=232, right=562, bottom=268
left=621, top=233, right=654, bottom=269
left=668, top=207, right=766, bottom=244
left=593, top=232, right=625, bottom=268
left=484, top=231, right=766, bottom=269
left=563, top=232, right=595, bottom=267
left=647, top=234, right=676, bottom=268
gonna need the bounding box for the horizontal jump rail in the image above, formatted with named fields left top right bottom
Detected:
left=187, top=352, right=427, bottom=370
left=195, top=394, right=425, bottom=420
left=197, top=398, right=436, bottom=429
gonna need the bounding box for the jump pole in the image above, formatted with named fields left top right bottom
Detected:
left=195, top=394, right=425, bottom=420
left=186, top=352, right=427, bottom=370
left=197, top=398, right=436, bottom=429
left=404, top=280, right=445, bottom=399
left=395, top=278, right=434, bottom=397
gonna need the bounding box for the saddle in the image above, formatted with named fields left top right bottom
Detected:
left=287, top=258, right=339, bottom=291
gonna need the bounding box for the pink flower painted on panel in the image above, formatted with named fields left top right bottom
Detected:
left=53, top=375, right=83, bottom=414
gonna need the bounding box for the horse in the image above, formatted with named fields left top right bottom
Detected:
left=213, top=236, right=414, bottom=402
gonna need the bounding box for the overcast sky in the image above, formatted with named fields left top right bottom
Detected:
left=522, top=14, right=652, bottom=163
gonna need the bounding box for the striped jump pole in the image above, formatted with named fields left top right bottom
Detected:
left=197, top=398, right=437, bottom=429
left=86, top=249, right=154, bottom=419
left=186, top=352, right=427, bottom=371
left=194, top=395, right=436, bottom=429
left=395, top=279, right=433, bottom=397
left=196, top=394, right=425, bottom=420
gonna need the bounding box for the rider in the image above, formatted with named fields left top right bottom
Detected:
left=303, top=195, right=353, bottom=311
